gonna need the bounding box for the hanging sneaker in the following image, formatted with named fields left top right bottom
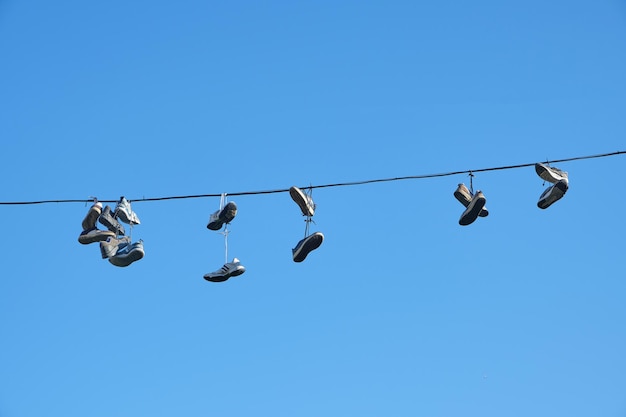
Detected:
left=203, top=258, right=246, bottom=282
left=535, top=163, right=568, bottom=184
left=82, top=202, right=103, bottom=230
left=78, top=227, right=116, bottom=245
left=99, top=235, right=131, bottom=259
left=109, top=240, right=144, bottom=267
left=114, top=197, right=140, bottom=225
left=292, top=232, right=324, bottom=262
left=98, top=205, right=125, bottom=236
left=207, top=201, right=238, bottom=230
left=537, top=179, right=569, bottom=209
left=453, top=183, right=489, bottom=218
left=459, top=191, right=486, bottom=226
left=289, top=186, right=315, bottom=217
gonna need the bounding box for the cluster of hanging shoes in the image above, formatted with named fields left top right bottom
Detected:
left=78, top=197, right=144, bottom=267
left=454, top=162, right=569, bottom=226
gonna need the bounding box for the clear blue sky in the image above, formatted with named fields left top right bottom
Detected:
left=1, top=1, right=625, bottom=416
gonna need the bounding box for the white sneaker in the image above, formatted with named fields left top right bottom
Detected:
left=459, top=191, right=486, bottom=226
left=537, top=179, right=568, bottom=209
left=115, top=197, right=140, bottom=225
left=204, top=258, right=246, bottom=282
left=535, top=163, right=568, bottom=184
left=289, top=186, right=315, bottom=217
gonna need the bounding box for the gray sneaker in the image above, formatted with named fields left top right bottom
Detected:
left=207, top=201, right=238, bottom=230
left=535, top=163, right=568, bottom=184
left=114, top=197, right=140, bottom=225
left=82, top=202, right=103, bottom=230
left=459, top=191, right=486, bottom=226
left=289, top=186, right=315, bottom=217
left=292, top=232, right=324, bottom=262
left=98, top=205, right=125, bottom=236
left=78, top=227, right=115, bottom=245
left=537, top=179, right=568, bottom=209
left=99, top=236, right=131, bottom=259
left=454, top=183, right=489, bottom=218
left=109, top=240, right=144, bottom=267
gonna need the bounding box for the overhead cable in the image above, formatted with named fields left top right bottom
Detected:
left=1, top=150, right=624, bottom=205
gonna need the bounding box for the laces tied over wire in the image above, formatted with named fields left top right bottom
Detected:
left=468, top=171, right=475, bottom=195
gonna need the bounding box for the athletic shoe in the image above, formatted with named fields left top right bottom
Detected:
left=289, top=186, right=315, bottom=217
left=81, top=202, right=103, bottom=230
left=109, top=240, right=144, bottom=267
left=114, top=197, right=140, bottom=225
left=459, top=191, right=486, bottom=226
left=78, top=227, right=115, bottom=245
left=98, top=205, right=125, bottom=236
left=535, top=163, right=568, bottom=184
left=203, top=258, right=246, bottom=282
left=207, top=201, right=238, bottom=230
left=99, top=236, right=131, bottom=259
left=453, top=183, right=489, bottom=218
left=537, top=179, right=569, bottom=209
left=292, top=232, right=324, bottom=262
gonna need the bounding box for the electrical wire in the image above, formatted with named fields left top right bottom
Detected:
left=1, top=150, right=624, bottom=205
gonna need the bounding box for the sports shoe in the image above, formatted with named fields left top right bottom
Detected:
left=537, top=179, right=568, bottom=209
left=459, top=191, right=486, bottom=226
left=81, top=202, right=103, bottom=230
left=98, top=205, right=125, bottom=236
left=99, top=236, right=131, bottom=259
left=535, top=163, right=568, bottom=184
left=203, top=258, right=246, bottom=282
left=114, top=197, right=140, bottom=225
left=78, top=227, right=116, bottom=245
left=109, top=240, right=144, bottom=267
left=454, top=183, right=489, bottom=218
left=292, top=232, right=324, bottom=262
left=207, top=201, right=238, bottom=231
left=289, top=186, right=315, bottom=217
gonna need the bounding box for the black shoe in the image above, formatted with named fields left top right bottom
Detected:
left=292, top=232, right=324, bottom=262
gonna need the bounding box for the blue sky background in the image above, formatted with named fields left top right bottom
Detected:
left=1, top=1, right=625, bottom=416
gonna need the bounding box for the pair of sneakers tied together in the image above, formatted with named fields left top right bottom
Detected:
left=78, top=197, right=144, bottom=267
left=535, top=163, right=569, bottom=209
left=454, top=183, right=488, bottom=226
left=203, top=200, right=245, bottom=283
left=290, top=186, right=323, bottom=262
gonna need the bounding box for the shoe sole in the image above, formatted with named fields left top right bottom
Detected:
left=109, top=248, right=144, bottom=267
left=293, top=233, right=324, bottom=262
left=290, top=187, right=314, bottom=217
left=535, top=163, right=566, bottom=184
left=459, top=194, right=486, bottom=226
left=537, top=181, right=568, bottom=209
left=207, top=203, right=237, bottom=230
left=78, top=229, right=115, bottom=245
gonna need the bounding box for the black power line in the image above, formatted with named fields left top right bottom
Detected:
left=1, top=150, right=624, bottom=205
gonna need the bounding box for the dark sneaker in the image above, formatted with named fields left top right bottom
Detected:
left=109, top=240, right=144, bottom=267
left=207, top=201, right=238, bottom=230
left=289, top=186, right=315, bottom=217
left=459, top=191, right=486, bottom=226
left=78, top=227, right=116, bottom=245
left=114, top=197, right=140, bottom=225
left=98, top=205, right=125, bottom=236
left=99, top=236, right=131, bottom=259
left=535, top=163, right=568, bottom=184
left=292, top=232, right=324, bottom=262
left=537, top=179, right=568, bottom=209
left=453, top=183, right=489, bottom=217
left=203, top=258, right=246, bottom=282
left=82, top=202, right=103, bottom=230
